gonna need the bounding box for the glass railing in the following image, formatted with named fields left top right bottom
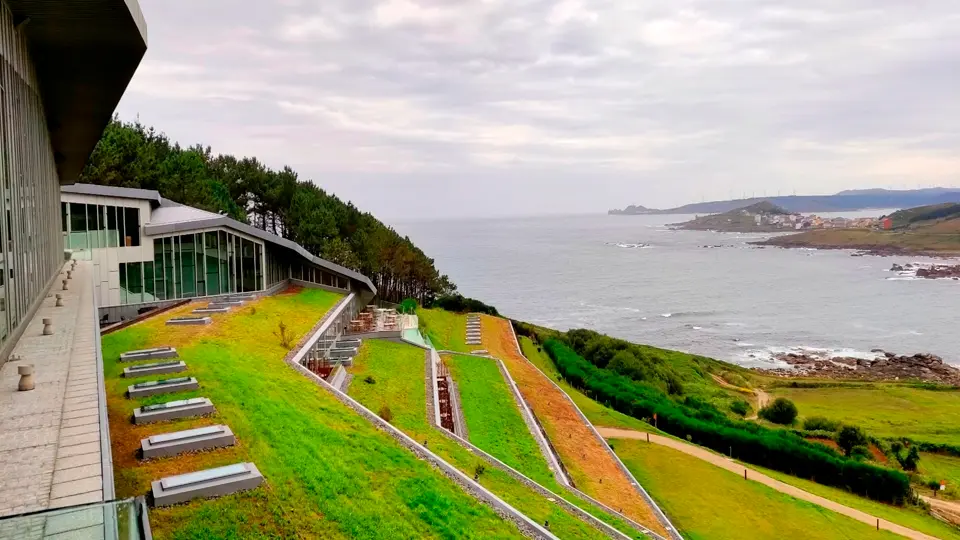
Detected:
left=0, top=498, right=150, bottom=540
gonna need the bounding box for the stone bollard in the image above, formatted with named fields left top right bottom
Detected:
left=66, top=270, right=72, bottom=280
left=62, top=279, right=69, bottom=291
left=42, top=318, right=53, bottom=336
left=55, top=294, right=63, bottom=307
left=18, top=365, right=35, bottom=391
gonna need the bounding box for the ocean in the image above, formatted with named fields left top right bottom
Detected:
left=394, top=211, right=960, bottom=368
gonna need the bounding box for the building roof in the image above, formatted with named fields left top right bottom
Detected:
left=8, top=0, right=148, bottom=184
left=61, top=183, right=161, bottom=203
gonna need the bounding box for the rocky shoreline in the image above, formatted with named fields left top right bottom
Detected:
left=755, top=350, right=960, bottom=385
left=891, top=263, right=960, bottom=280
left=755, top=239, right=959, bottom=259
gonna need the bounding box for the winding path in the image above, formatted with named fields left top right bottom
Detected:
left=596, top=427, right=937, bottom=540
left=709, top=374, right=770, bottom=419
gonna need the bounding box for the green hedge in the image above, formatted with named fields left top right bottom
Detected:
left=428, top=294, right=499, bottom=315
left=544, top=338, right=911, bottom=504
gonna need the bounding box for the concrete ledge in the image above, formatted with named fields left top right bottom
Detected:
left=227, top=295, right=256, bottom=301
left=134, top=398, right=215, bottom=425
left=141, top=425, right=236, bottom=459
left=193, top=307, right=230, bottom=314
left=344, top=330, right=402, bottom=340
left=122, top=361, right=187, bottom=378
left=120, top=347, right=178, bottom=363
left=208, top=301, right=243, bottom=308
left=127, top=377, right=199, bottom=398
left=166, top=317, right=212, bottom=326
left=151, top=462, right=263, bottom=507
left=328, top=347, right=358, bottom=359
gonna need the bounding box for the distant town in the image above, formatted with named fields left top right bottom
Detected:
left=673, top=201, right=892, bottom=233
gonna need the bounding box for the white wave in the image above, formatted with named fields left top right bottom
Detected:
left=692, top=326, right=703, bottom=330
left=661, top=313, right=672, bottom=318
left=886, top=277, right=918, bottom=281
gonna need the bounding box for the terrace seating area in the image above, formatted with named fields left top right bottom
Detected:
left=117, top=345, right=263, bottom=507
left=348, top=305, right=400, bottom=333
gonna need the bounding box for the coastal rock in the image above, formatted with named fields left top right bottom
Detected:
left=915, top=265, right=960, bottom=279
left=757, top=350, right=960, bottom=385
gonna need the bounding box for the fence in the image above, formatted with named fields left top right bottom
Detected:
left=291, top=293, right=360, bottom=369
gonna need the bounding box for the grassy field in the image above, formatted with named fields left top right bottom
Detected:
left=770, top=384, right=960, bottom=445
left=744, top=462, right=960, bottom=540
left=347, top=340, right=645, bottom=540
left=103, top=288, right=523, bottom=539
left=443, top=354, right=556, bottom=487
left=613, top=439, right=902, bottom=540
left=919, top=453, right=960, bottom=500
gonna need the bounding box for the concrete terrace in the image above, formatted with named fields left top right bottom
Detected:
left=0, top=261, right=108, bottom=517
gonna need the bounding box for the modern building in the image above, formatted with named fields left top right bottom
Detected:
left=60, top=184, right=377, bottom=323
left=0, top=0, right=146, bottom=360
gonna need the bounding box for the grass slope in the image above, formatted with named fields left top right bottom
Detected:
left=764, top=228, right=960, bottom=254
left=103, top=289, right=520, bottom=539
left=919, top=453, right=960, bottom=500
left=614, top=439, right=902, bottom=540
left=771, top=384, right=960, bottom=445
left=418, top=309, right=471, bottom=353
left=746, top=463, right=960, bottom=540
left=347, top=340, right=646, bottom=540
left=444, top=354, right=555, bottom=486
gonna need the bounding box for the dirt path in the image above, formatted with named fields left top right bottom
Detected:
left=480, top=316, right=671, bottom=537
left=597, top=427, right=936, bottom=540
left=709, top=374, right=770, bottom=419
left=921, top=496, right=960, bottom=527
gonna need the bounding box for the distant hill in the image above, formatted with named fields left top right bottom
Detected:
left=608, top=204, right=653, bottom=215
left=887, top=203, right=960, bottom=229
left=609, top=188, right=960, bottom=215
left=674, top=201, right=795, bottom=232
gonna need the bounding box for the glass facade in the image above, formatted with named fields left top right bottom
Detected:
left=61, top=202, right=140, bottom=249
left=0, top=4, right=62, bottom=352
left=117, top=231, right=266, bottom=305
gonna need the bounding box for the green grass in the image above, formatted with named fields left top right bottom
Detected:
left=418, top=309, right=471, bottom=353
left=613, top=439, right=902, bottom=540
left=444, top=354, right=555, bottom=486
left=348, top=340, right=648, bottom=540
left=771, top=384, right=960, bottom=446
left=744, top=462, right=960, bottom=540
left=103, top=289, right=521, bottom=539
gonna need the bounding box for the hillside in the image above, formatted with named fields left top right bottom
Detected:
left=609, top=188, right=960, bottom=215
left=674, top=201, right=796, bottom=232
left=762, top=202, right=960, bottom=255
left=79, top=117, right=454, bottom=303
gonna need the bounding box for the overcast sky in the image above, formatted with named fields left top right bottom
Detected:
left=116, top=0, right=960, bottom=219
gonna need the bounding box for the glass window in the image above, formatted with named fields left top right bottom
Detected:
left=254, top=243, right=263, bottom=291
left=241, top=238, right=256, bottom=292
left=226, top=233, right=236, bottom=293
left=124, top=207, right=140, bottom=246
left=119, top=262, right=128, bottom=305
left=61, top=202, right=67, bottom=233
left=180, top=234, right=197, bottom=298
left=144, top=261, right=155, bottom=302
left=88, top=205, right=100, bottom=249
left=163, top=237, right=176, bottom=300
left=68, top=202, right=87, bottom=249
left=204, top=231, right=219, bottom=296
left=107, top=206, right=119, bottom=247
left=153, top=240, right=166, bottom=301
left=219, top=231, right=230, bottom=294
left=127, top=262, right=143, bottom=304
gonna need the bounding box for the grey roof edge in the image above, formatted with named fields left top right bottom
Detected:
left=144, top=217, right=377, bottom=295
left=62, top=184, right=162, bottom=205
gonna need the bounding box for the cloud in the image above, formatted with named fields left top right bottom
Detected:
left=117, top=0, right=960, bottom=218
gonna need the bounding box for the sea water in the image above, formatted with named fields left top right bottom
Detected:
left=395, top=211, right=959, bottom=367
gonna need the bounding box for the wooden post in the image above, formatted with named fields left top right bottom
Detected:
left=744, top=469, right=748, bottom=480
left=876, top=519, right=879, bottom=531
left=646, top=433, right=650, bottom=443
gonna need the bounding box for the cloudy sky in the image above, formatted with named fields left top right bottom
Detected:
left=116, top=0, right=960, bottom=219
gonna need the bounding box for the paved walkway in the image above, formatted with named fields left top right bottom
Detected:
left=597, top=427, right=937, bottom=540
left=0, top=261, right=105, bottom=519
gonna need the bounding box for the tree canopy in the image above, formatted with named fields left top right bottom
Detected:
left=79, top=118, right=455, bottom=303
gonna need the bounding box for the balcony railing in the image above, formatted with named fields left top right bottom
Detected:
left=0, top=498, right=151, bottom=540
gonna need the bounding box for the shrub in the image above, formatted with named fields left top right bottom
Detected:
left=850, top=445, right=871, bottom=461
left=542, top=338, right=911, bottom=504
left=838, top=426, right=869, bottom=456
left=274, top=321, right=294, bottom=349
left=378, top=405, right=394, bottom=423
left=803, top=416, right=841, bottom=432
left=730, top=400, right=751, bottom=417
left=430, top=294, right=498, bottom=315
left=900, top=447, right=920, bottom=471
left=399, top=298, right=418, bottom=314
left=759, top=398, right=798, bottom=425
left=364, top=375, right=376, bottom=385
left=474, top=463, right=486, bottom=479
